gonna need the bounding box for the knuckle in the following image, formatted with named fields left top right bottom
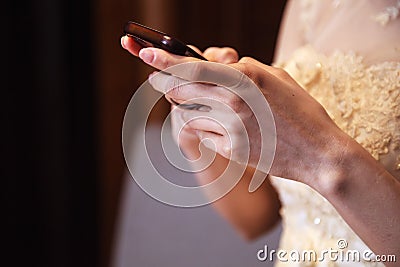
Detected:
left=155, top=53, right=170, bottom=69
left=221, top=47, right=239, bottom=61
left=235, top=62, right=256, bottom=79
left=204, top=47, right=239, bottom=63
left=181, top=61, right=206, bottom=81
left=274, top=67, right=289, bottom=76
left=271, top=66, right=293, bottom=81
left=238, top=56, right=253, bottom=64
left=190, top=61, right=204, bottom=80
left=167, top=77, right=184, bottom=97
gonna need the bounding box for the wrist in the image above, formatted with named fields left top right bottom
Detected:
left=311, top=131, right=370, bottom=198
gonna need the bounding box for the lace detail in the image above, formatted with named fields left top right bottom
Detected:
left=271, top=46, right=399, bottom=266
left=281, top=46, right=400, bottom=171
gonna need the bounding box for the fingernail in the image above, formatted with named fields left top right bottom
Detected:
left=139, top=49, right=154, bottom=64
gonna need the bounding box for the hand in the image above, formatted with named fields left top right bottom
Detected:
left=120, top=35, right=239, bottom=63
left=169, top=45, right=240, bottom=157
left=121, top=36, right=348, bottom=186
left=122, top=36, right=241, bottom=158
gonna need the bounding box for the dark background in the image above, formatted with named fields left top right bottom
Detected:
left=5, top=0, right=286, bottom=266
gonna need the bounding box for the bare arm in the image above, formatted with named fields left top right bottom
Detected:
left=167, top=46, right=281, bottom=239
left=118, top=38, right=283, bottom=239
left=131, top=45, right=400, bottom=260
left=121, top=23, right=400, bottom=260
left=312, top=135, right=400, bottom=266
left=183, top=141, right=281, bottom=240
left=273, top=1, right=400, bottom=262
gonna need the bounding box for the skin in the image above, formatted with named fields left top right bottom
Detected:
left=121, top=2, right=400, bottom=262
left=121, top=39, right=282, bottom=239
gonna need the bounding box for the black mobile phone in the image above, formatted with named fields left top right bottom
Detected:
left=124, top=21, right=207, bottom=61
left=124, top=21, right=208, bottom=110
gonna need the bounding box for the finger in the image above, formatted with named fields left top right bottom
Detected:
left=196, top=131, right=230, bottom=159
left=203, top=47, right=239, bottom=64
left=180, top=104, right=247, bottom=139
left=121, top=35, right=142, bottom=56
left=138, top=47, right=202, bottom=70
left=184, top=115, right=226, bottom=136
left=228, top=59, right=275, bottom=88
left=149, top=69, right=256, bottom=122
left=149, top=71, right=236, bottom=103
left=139, top=48, right=248, bottom=89
left=237, top=56, right=267, bottom=69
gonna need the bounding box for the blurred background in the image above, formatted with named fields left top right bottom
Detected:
left=5, top=0, right=286, bottom=266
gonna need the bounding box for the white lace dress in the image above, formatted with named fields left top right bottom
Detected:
left=269, top=1, right=400, bottom=266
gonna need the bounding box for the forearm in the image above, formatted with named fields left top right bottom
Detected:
left=183, top=142, right=281, bottom=240
left=312, top=134, right=400, bottom=262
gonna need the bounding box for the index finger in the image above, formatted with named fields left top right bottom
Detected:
left=140, top=48, right=248, bottom=89
left=121, top=35, right=143, bottom=57
left=138, top=47, right=202, bottom=69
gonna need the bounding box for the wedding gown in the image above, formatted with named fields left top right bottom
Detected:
left=269, top=1, right=400, bottom=266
